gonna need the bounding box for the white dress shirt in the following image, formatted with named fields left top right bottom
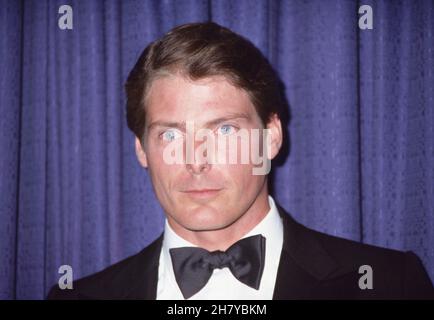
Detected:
left=156, top=196, right=284, bottom=300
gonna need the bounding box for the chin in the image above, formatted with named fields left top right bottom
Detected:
left=184, top=220, right=234, bottom=232
left=180, top=208, right=237, bottom=232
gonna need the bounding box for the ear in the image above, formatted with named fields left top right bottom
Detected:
left=266, top=113, right=283, bottom=160
left=135, top=137, right=148, bottom=168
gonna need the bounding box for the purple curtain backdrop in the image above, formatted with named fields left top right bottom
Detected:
left=1, top=0, right=433, bottom=299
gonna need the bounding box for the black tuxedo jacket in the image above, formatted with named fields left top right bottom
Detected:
left=48, top=205, right=434, bottom=299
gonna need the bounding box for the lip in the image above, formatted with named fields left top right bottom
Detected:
left=181, top=188, right=222, bottom=198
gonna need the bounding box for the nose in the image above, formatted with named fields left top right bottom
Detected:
left=186, top=162, right=211, bottom=175
left=185, top=156, right=211, bottom=175
left=185, top=138, right=212, bottom=175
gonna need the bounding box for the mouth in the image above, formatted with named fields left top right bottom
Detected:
left=181, top=188, right=223, bottom=199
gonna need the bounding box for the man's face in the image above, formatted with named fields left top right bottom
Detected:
left=136, top=74, right=281, bottom=233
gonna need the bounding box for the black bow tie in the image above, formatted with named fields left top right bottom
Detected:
left=169, top=234, right=266, bottom=299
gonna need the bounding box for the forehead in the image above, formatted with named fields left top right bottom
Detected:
left=145, top=75, right=258, bottom=126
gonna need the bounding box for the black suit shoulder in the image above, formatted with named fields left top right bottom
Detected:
left=281, top=212, right=434, bottom=299
left=47, top=235, right=163, bottom=300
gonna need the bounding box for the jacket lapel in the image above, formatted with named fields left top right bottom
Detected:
left=124, top=234, right=163, bottom=299
left=273, top=205, right=339, bottom=299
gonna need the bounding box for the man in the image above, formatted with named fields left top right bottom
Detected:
left=48, top=22, right=433, bottom=300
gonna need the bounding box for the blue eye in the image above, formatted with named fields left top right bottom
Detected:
left=218, top=124, right=236, bottom=136
left=161, top=129, right=182, bottom=142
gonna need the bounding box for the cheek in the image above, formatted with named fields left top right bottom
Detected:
left=145, top=139, right=174, bottom=170
left=149, top=162, right=178, bottom=185
left=146, top=150, right=179, bottom=191
left=219, top=163, right=262, bottom=191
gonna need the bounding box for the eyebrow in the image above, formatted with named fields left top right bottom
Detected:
left=147, top=112, right=252, bottom=131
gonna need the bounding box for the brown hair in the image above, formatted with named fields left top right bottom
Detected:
left=125, top=22, right=283, bottom=140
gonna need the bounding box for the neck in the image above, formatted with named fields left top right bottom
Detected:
left=168, top=182, right=271, bottom=251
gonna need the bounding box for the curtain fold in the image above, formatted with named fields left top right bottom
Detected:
left=0, top=0, right=432, bottom=299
